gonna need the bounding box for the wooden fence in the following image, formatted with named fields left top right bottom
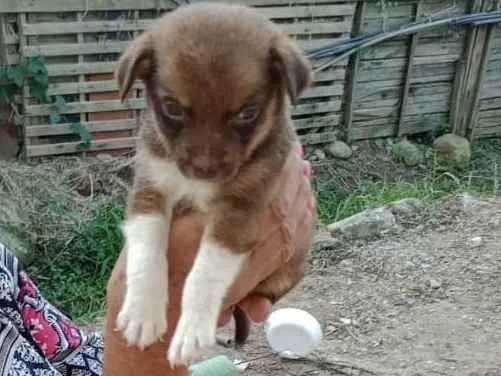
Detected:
left=0, top=0, right=500, bottom=158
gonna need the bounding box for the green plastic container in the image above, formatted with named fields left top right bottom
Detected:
left=189, top=355, right=240, bottom=376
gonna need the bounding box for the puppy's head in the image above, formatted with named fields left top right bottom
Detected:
left=117, top=3, right=312, bottom=181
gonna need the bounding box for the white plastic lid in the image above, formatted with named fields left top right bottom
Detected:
left=264, top=308, right=323, bottom=359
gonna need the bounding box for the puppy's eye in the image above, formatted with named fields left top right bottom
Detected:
left=163, top=99, right=185, bottom=122
left=233, top=103, right=260, bottom=126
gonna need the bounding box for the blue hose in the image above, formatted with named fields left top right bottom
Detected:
left=306, top=11, right=501, bottom=61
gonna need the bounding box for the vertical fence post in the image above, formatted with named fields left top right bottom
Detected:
left=450, top=0, right=494, bottom=140
left=396, top=0, right=422, bottom=137
left=17, top=12, right=30, bottom=159
left=0, top=15, right=8, bottom=66
left=342, top=1, right=366, bottom=143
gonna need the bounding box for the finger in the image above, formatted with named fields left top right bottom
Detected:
left=237, top=295, right=272, bottom=323
left=217, top=308, right=233, bottom=327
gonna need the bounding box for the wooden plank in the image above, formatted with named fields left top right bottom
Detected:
left=21, top=24, right=352, bottom=52
left=22, top=4, right=356, bottom=35
left=350, top=112, right=449, bottom=140
left=294, top=114, right=340, bottom=130
left=299, top=131, right=337, bottom=145
left=342, top=0, right=366, bottom=143
left=354, top=93, right=451, bottom=109
left=257, top=4, right=356, bottom=18
left=360, top=40, right=463, bottom=60
left=0, top=15, right=8, bottom=65
left=25, top=98, right=146, bottom=116
left=25, top=119, right=137, bottom=137
left=397, top=1, right=421, bottom=136
left=46, top=69, right=346, bottom=96
left=478, top=108, right=501, bottom=119
left=18, top=12, right=30, bottom=159
left=479, top=97, right=501, bottom=110
left=292, top=100, right=341, bottom=116
left=25, top=97, right=341, bottom=117
left=47, top=62, right=118, bottom=77
left=301, top=84, right=344, bottom=100
left=352, top=100, right=449, bottom=119
left=2, top=0, right=351, bottom=13
left=26, top=137, right=138, bottom=157
left=23, top=41, right=131, bottom=57
left=450, top=0, right=493, bottom=139
left=23, top=19, right=153, bottom=35
left=355, top=82, right=451, bottom=103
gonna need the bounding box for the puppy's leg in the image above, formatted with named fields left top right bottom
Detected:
left=117, top=187, right=170, bottom=349
left=168, top=204, right=262, bottom=366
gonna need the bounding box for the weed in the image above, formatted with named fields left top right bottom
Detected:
left=27, top=197, right=126, bottom=323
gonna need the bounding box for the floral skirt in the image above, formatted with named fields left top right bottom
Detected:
left=0, top=242, right=103, bottom=376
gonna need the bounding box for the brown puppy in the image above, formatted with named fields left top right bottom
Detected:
left=115, top=2, right=315, bottom=367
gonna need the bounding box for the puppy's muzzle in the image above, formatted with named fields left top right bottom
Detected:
left=189, top=154, right=219, bottom=179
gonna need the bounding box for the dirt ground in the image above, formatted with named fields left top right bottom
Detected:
left=212, top=198, right=501, bottom=376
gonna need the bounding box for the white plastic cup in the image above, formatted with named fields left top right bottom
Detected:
left=264, top=308, right=323, bottom=359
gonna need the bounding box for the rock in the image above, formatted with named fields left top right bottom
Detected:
left=470, top=236, right=482, bottom=248
left=313, top=232, right=342, bottom=251
left=427, top=279, right=442, bottom=289
left=327, top=207, right=398, bottom=239
left=433, top=133, right=471, bottom=166
left=458, top=192, right=487, bottom=213
left=327, top=141, right=352, bottom=160
left=313, top=149, right=326, bottom=161
left=386, top=198, right=425, bottom=220
left=391, top=139, right=423, bottom=167
left=351, top=145, right=359, bottom=152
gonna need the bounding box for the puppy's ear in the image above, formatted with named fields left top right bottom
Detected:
left=270, top=34, right=312, bottom=105
left=116, top=31, right=153, bottom=102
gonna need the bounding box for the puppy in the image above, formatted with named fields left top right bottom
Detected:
left=115, top=2, right=315, bottom=366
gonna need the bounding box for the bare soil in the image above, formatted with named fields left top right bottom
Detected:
left=216, top=198, right=501, bottom=376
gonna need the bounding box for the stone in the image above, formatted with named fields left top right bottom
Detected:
left=386, top=198, right=425, bottom=220
left=433, top=133, right=471, bottom=166
left=327, top=207, right=399, bottom=239
left=428, top=279, right=442, bottom=289
left=313, top=149, right=326, bottom=161
left=391, top=139, right=423, bottom=167
left=470, top=236, right=482, bottom=248
left=327, top=141, right=352, bottom=159
left=313, top=232, right=342, bottom=251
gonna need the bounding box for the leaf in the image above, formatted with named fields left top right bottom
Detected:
left=25, top=56, right=48, bottom=76
left=54, top=95, right=66, bottom=112
left=30, top=80, right=51, bottom=103
left=71, top=123, right=92, bottom=149
left=49, top=112, right=62, bottom=124
left=6, top=66, right=25, bottom=87
left=33, top=73, right=49, bottom=86
left=0, top=67, right=7, bottom=81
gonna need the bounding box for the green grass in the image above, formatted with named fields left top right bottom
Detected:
left=27, top=196, right=126, bottom=323
left=313, top=178, right=445, bottom=224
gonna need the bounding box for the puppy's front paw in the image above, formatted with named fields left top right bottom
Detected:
left=117, top=296, right=167, bottom=349
left=167, top=309, right=217, bottom=367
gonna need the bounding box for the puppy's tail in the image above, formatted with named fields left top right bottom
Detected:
left=233, top=305, right=250, bottom=348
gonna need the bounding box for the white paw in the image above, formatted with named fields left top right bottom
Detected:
left=167, top=309, right=217, bottom=367
left=117, top=296, right=167, bottom=349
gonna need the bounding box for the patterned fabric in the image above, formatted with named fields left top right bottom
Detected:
left=0, top=242, right=103, bottom=376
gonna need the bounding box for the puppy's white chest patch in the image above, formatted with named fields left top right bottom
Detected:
left=148, top=158, right=216, bottom=211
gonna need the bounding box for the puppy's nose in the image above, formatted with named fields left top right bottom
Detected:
left=191, top=155, right=218, bottom=179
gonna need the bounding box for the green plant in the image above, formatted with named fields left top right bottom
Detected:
left=0, top=56, right=91, bottom=149
left=28, top=196, right=126, bottom=323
